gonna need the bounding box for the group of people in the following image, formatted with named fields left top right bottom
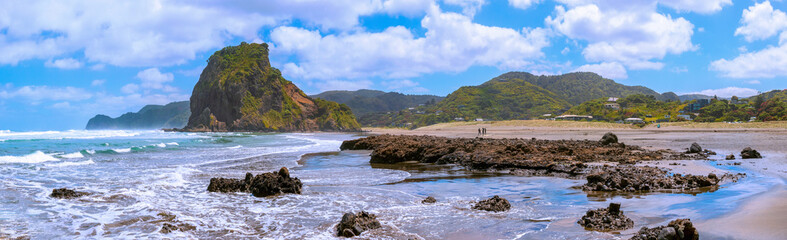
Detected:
left=477, top=128, right=487, bottom=136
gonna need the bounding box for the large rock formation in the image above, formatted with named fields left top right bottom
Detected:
left=184, top=42, right=360, bottom=132
left=207, top=167, right=303, bottom=197
left=473, top=195, right=511, bottom=212
left=578, top=203, right=634, bottom=231
left=630, top=219, right=698, bottom=240
left=336, top=211, right=381, bottom=238
left=740, top=147, right=762, bottom=159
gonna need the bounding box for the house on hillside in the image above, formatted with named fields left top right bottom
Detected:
left=555, top=115, right=593, bottom=121
left=607, top=97, right=619, bottom=102
left=454, top=117, right=465, bottom=121
left=604, top=103, right=620, bottom=110
left=677, top=115, right=693, bottom=121
left=624, top=118, right=644, bottom=124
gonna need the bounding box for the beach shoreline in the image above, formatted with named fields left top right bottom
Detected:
left=363, top=123, right=787, bottom=239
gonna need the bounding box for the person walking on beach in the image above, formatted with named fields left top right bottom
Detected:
left=478, top=128, right=481, bottom=136
left=482, top=128, right=486, bottom=136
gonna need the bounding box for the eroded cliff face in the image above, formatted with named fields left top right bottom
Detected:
left=184, top=42, right=360, bottom=132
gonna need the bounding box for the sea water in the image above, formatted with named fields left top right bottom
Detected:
left=0, top=130, right=780, bottom=239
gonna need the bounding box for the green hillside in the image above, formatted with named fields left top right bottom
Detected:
left=86, top=101, right=190, bottom=129
left=564, top=95, right=686, bottom=122
left=311, top=89, right=443, bottom=116
left=493, top=72, right=666, bottom=105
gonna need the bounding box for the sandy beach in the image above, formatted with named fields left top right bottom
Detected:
left=365, top=120, right=787, bottom=240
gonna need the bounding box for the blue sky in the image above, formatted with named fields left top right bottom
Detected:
left=1, top=0, right=786, bottom=131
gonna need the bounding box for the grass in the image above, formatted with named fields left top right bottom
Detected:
left=654, top=121, right=787, bottom=129
left=416, top=120, right=640, bottom=130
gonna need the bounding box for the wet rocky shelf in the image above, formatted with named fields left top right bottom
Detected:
left=341, top=134, right=743, bottom=192
left=207, top=167, right=302, bottom=197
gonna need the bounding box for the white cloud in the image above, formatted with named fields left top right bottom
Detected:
left=670, top=66, right=688, bottom=73
left=121, top=84, right=140, bottom=94
left=44, top=58, right=83, bottom=69
left=710, top=44, right=787, bottom=78
left=658, top=0, right=731, bottom=14
left=136, top=68, right=174, bottom=90
left=547, top=3, right=694, bottom=70
left=272, top=6, right=549, bottom=81
left=91, top=79, right=105, bottom=86
left=314, top=80, right=374, bottom=92
left=382, top=79, right=420, bottom=89
left=443, top=0, right=486, bottom=17
left=90, top=64, right=105, bottom=71
left=0, top=0, right=439, bottom=67
left=51, top=101, right=72, bottom=109
left=509, top=0, right=540, bottom=10
left=575, top=62, right=627, bottom=79
left=685, top=87, right=759, bottom=98
left=0, top=86, right=92, bottom=102
left=734, top=1, right=787, bottom=42
left=561, top=47, right=570, bottom=55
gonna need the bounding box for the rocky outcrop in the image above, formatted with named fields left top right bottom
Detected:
left=725, top=154, right=735, bottom=160
left=578, top=203, right=634, bottom=231
left=341, top=135, right=707, bottom=175
left=184, top=42, right=360, bottom=132
left=583, top=166, right=744, bottom=192
left=687, top=143, right=702, bottom=154
left=740, top=147, right=762, bottom=159
left=473, top=195, right=511, bottom=212
left=50, top=188, right=88, bottom=199
left=422, top=196, right=436, bottom=204
left=630, top=219, right=698, bottom=240
left=600, top=132, right=618, bottom=145
left=160, top=222, right=196, bottom=234
left=336, top=211, right=381, bottom=238
left=207, top=167, right=302, bottom=197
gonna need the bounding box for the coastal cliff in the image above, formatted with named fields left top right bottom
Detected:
left=183, top=42, right=360, bottom=132
left=86, top=101, right=190, bottom=130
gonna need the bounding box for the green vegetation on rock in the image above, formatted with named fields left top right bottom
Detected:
left=184, top=42, right=360, bottom=132
left=86, top=101, right=190, bottom=129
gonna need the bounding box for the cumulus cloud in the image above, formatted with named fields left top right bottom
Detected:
left=509, top=0, right=540, bottom=10
left=0, top=0, right=440, bottom=67
left=272, top=6, right=549, bottom=81
left=0, top=86, right=92, bottom=102
left=44, top=58, right=83, bottom=69
left=658, top=0, right=731, bottom=14
left=685, top=87, right=759, bottom=98
left=575, top=62, right=627, bottom=79
left=136, top=68, right=175, bottom=90
left=91, top=79, right=106, bottom=86
left=711, top=1, right=787, bottom=79
left=734, top=1, right=787, bottom=42
left=121, top=84, right=140, bottom=94
left=547, top=3, right=694, bottom=70
left=443, top=0, right=486, bottom=17
left=382, top=79, right=420, bottom=89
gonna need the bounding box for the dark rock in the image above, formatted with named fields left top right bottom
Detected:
left=687, top=143, right=702, bottom=153
left=740, top=147, right=762, bottom=159
left=630, top=218, right=698, bottom=240
left=578, top=203, right=634, bottom=231
left=336, top=211, right=381, bottom=238
left=583, top=166, right=743, bottom=192
left=600, top=132, right=618, bottom=145
left=725, top=154, right=735, bottom=160
left=160, top=222, right=196, bottom=234
left=50, top=188, right=88, bottom=199
left=422, top=196, right=436, bottom=204
left=207, top=167, right=302, bottom=197
left=473, top=195, right=511, bottom=212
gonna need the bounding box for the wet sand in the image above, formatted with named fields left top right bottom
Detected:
left=365, top=124, right=787, bottom=239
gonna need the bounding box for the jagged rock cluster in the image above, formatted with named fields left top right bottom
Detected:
left=582, top=166, right=744, bottom=192
left=207, top=167, right=302, bottom=197
left=577, top=203, right=634, bottom=231
left=50, top=188, right=88, bottom=199
left=473, top=195, right=511, bottom=212
left=741, top=147, right=762, bottom=159
left=630, top=219, right=699, bottom=240
left=336, top=211, right=382, bottom=238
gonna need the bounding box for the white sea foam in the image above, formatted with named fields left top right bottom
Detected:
left=165, top=142, right=179, bottom=146
left=59, top=152, right=84, bottom=159
left=113, top=148, right=131, bottom=153
left=0, top=151, right=60, bottom=164
left=85, top=150, right=96, bottom=155
left=155, top=143, right=166, bottom=148
left=47, top=159, right=95, bottom=167
left=0, top=130, right=142, bottom=141
left=227, top=145, right=242, bottom=149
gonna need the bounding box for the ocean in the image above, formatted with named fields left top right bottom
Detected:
left=0, top=130, right=781, bottom=239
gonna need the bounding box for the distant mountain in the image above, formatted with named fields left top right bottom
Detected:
left=311, top=89, right=444, bottom=116
left=492, top=72, right=666, bottom=105
left=749, top=89, right=787, bottom=102
left=431, top=77, right=572, bottom=120
left=86, top=101, right=190, bottom=130
left=678, top=94, right=712, bottom=101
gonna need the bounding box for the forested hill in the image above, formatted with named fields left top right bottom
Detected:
left=311, top=89, right=444, bottom=116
